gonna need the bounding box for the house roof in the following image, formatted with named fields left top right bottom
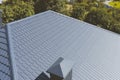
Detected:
left=47, top=57, right=74, bottom=78
left=1, top=10, right=120, bottom=80
left=0, top=27, right=12, bottom=80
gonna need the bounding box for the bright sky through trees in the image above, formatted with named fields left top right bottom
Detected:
left=0, top=0, right=2, bottom=3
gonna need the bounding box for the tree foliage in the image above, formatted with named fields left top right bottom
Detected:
left=84, top=8, right=120, bottom=33
left=1, top=1, right=34, bottom=23
left=34, top=0, right=67, bottom=14
left=34, top=0, right=48, bottom=13
left=0, top=0, right=120, bottom=34
left=72, top=2, right=88, bottom=20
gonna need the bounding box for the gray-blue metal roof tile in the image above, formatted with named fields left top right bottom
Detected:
left=0, top=28, right=12, bottom=80
left=0, top=28, right=5, bottom=33
left=0, top=63, right=10, bottom=75
left=0, top=43, right=8, bottom=50
left=0, top=49, right=8, bottom=58
left=0, top=38, right=7, bottom=44
left=0, top=32, right=6, bottom=38
left=0, top=56, right=9, bottom=66
left=6, top=10, right=120, bottom=80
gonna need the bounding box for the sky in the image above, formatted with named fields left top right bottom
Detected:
left=0, top=0, right=2, bottom=3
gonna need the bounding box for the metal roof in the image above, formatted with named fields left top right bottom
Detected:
left=0, top=27, right=12, bottom=80
left=1, top=10, right=120, bottom=80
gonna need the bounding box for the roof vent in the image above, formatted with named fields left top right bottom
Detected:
left=47, top=57, right=74, bottom=80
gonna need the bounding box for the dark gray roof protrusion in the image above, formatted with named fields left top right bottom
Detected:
left=47, top=57, right=74, bottom=78
left=35, top=72, right=50, bottom=80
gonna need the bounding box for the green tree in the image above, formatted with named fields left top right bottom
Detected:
left=1, top=1, right=34, bottom=23
left=72, top=3, right=88, bottom=20
left=5, top=0, right=33, bottom=3
left=75, top=0, right=97, bottom=3
left=85, top=8, right=110, bottom=26
left=112, top=9, right=120, bottom=22
left=34, top=0, right=67, bottom=14
left=47, top=0, right=67, bottom=13
left=34, top=0, right=48, bottom=13
left=84, top=8, right=120, bottom=33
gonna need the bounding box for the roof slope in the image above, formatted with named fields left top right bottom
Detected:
left=0, top=27, right=12, bottom=80
left=6, top=10, right=120, bottom=80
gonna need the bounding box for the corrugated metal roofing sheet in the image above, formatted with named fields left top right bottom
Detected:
left=0, top=28, right=11, bottom=80
left=6, top=10, right=120, bottom=80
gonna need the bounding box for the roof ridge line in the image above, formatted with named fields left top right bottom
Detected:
left=6, top=24, right=18, bottom=80
left=51, top=10, right=120, bottom=37
left=7, top=10, right=54, bottom=26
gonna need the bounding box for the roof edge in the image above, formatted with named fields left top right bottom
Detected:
left=7, top=10, right=120, bottom=37
left=6, top=24, right=18, bottom=80
left=7, top=10, right=53, bottom=25
left=49, top=10, right=120, bottom=37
